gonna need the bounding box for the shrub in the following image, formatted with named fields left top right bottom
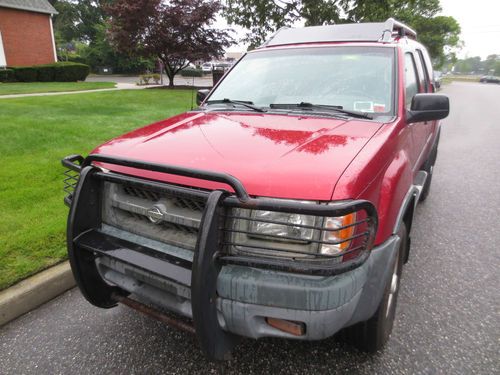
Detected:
left=139, top=74, right=150, bottom=85
left=36, top=65, right=56, bottom=82
left=0, top=69, right=15, bottom=82
left=138, top=73, right=161, bottom=85
left=53, top=62, right=90, bottom=82
left=13, top=67, right=38, bottom=82
left=151, top=73, right=160, bottom=84
left=180, top=68, right=203, bottom=77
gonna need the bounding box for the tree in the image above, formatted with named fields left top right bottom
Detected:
left=52, top=0, right=110, bottom=44
left=51, top=0, right=156, bottom=73
left=453, top=55, right=500, bottom=75
left=79, top=23, right=156, bottom=73
left=402, top=16, right=461, bottom=67
left=107, top=0, right=233, bottom=86
left=224, top=0, right=341, bottom=48
left=52, top=0, right=80, bottom=44
left=223, top=0, right=461, bottom=67
left=483, top=54, right=500, bottom=75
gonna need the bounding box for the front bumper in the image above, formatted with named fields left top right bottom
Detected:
left=217, top=236, right=399, bottom=340
left=63, top=154, right=381, bottom=359
left=78, top=227, right=397, bottom=341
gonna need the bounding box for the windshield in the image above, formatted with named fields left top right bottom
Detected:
left=208, top=46, right=395, bottom=117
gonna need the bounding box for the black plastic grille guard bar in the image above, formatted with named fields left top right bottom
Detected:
left=62, top=153, right=379, bottom=258
left=62, top=154, right=84, bottom=172
left=82, top=154, right=250, bottom=202
left=63, top=154, right=378, bottom=226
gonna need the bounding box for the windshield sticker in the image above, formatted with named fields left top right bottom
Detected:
left=354, top=101, right=374, bottom=112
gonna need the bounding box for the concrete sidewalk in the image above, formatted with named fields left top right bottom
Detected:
left=0, top=83, right=156, bottom=99
left=87, top=73, right=213, bottom=87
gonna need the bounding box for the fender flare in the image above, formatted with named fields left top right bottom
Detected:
left=376, top=150, right=414, bottom=238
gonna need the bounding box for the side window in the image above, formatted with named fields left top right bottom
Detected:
left=404, top=53, right=419, bottom=109
left=416, top=49, right=430, bottom=92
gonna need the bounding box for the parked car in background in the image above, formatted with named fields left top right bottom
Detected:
left=62, top=18, right=449, bottom=361
left=433, top=70, right=442, bottom=89
left=213, top=62, right=233, bottom=70
left=201, top=62, right=213, bottom=73
left=479, top=75, right=500, bottom=84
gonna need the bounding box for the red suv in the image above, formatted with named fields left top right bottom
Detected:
left=63, top=18, right=449, bottom=360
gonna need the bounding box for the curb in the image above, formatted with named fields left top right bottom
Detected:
left=0, top=261, right=75, bottom=326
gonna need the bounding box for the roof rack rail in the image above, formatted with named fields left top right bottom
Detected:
left=260, top=18, right=417, bottom=48
left=381, top=18, right=417, bottom=41
left=259, top=26, right=291, bottom=48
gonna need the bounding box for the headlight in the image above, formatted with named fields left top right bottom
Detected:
left=228, top=200, right=362, bottom=260
left=249, top=210, right=316, bottom=241
left=320, top=213, right=356, bottom=255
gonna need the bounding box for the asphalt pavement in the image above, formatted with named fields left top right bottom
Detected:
left=0, top=82, right=498, bottom=375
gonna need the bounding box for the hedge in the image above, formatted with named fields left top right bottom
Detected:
left=53, top=62, right=90, bottom=82
left=5, top=62, right=90, bottom=82
left=37, top=65, right=56, bottom=82
left=180, top=68, right=203, bottom=77
left=0, top=69, right=15, bottom=82
left=14, top=67, right=38, bottom=82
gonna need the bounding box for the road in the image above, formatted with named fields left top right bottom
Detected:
left=1, top=82, right=499, bottom=375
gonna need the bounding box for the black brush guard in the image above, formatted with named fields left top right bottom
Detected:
left=62, top=154, right=378, bottom=360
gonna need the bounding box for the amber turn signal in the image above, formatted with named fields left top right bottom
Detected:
left=266, top=317, right=306, bottom=336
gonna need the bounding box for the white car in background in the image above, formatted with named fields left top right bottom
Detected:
left=201, top=63, right=213, bottom=73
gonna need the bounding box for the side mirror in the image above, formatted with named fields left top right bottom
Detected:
left=196, top=89, right=210, bottom=106
left=407, top=93, right=449, bottom=123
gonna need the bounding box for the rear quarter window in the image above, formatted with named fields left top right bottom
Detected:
left=404, top=53, right=419, bottom=109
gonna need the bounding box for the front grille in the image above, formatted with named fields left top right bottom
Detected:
left=122, top=185, right=205, bottom=212
left=102, top=182, right=206, bottom=250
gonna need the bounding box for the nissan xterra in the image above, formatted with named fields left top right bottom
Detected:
left=63, top=18, right=449, bottom=360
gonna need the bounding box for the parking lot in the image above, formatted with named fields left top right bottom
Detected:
left=0, top=82, right=498, bottom=374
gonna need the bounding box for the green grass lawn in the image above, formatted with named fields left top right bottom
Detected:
left=0, top=89, right=194, bottom=289
left=0, top=81, right=116, bottom=95
left=441, top=75, right=480, bottom=85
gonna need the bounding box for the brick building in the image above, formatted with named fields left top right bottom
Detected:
left=0, top=0, right=57, bottom=67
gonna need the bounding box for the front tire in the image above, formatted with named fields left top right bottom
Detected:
left=339, top=224, right=407, bottom=352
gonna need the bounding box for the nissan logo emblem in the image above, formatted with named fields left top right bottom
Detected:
left=146, top=205, right=164, bottom=224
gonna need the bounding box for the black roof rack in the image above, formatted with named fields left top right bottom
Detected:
left=261, top=18, right=417, bottom=48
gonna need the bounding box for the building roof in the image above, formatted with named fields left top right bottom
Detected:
left=0, top=0, right=58, bottom=15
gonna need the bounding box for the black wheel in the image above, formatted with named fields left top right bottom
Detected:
left=339, top=224, right=407, bottom=352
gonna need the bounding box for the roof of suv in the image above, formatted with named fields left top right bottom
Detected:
left=260, top=18, right=416, bottom=48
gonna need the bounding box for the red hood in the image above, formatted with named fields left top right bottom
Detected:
left=93, top=111, right=383, bottom=200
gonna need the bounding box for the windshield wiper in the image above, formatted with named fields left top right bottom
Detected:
left=206, top=98, right=267, bottom=113
left=269, top=102, right=373, bottom=119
